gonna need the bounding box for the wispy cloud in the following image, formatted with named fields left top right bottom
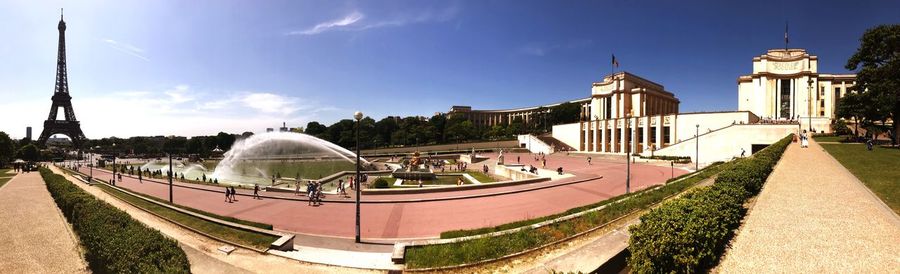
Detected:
left=517, top=39, right=594, bottom=57
left=286, top=4, right=461, bottom=36
left=102, top=39, right=149, bottom=61
left=241, top=93, right=302, bottom=115
left=164, top=85, right=193, bottom=103
left=287, top=11, right=364, bottom=35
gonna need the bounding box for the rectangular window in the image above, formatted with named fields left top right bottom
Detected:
left=780, top=79, right=791, bottom=118
left=662, top=127, right=671, bottom=145
left=650, top=127, right=657, bottom=144
left=605, top=98, right=612, bottom=120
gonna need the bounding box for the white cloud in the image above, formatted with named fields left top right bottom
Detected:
left=164, top=85, right=193, bottom=103
left=287, top=11, right=364, bottom=35
left=0, top=86, right=337, bottom=138
left=241, top=93, right=301, bottom=115
left=286, top=4, right=461, bottom=36
left=517, top=39, right=593, bottom=57
left=102, top=39, right=149, bottom=61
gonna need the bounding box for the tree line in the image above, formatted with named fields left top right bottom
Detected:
left=0, top=102, right=582, bottom=164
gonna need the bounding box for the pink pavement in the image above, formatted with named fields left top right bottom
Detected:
left=77, top=152, right=686, bottom=240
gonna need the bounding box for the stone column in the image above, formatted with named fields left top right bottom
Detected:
left=600, top=120, right=607, bottom=153
left=642, top=116, right=650, bottom=152
left=620, top=119, right=627, bottom=154
left=655, top=116, right=663, bottom=148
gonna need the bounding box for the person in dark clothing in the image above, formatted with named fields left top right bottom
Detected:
left=253, top=184, right=261, bottom=199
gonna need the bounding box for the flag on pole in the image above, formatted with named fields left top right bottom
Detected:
left=612, top=54, right=619, bottom=68
left=784, top=21, right=789, bottom=49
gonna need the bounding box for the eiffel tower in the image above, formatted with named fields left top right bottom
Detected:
left=38, top=9, right=87, bottom=148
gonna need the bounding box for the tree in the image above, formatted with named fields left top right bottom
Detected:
left=17, top=144, right=40, bottom=162
left=550, top=102, right=581, bottom=125
left=305, top=122, right=327, bottom=137
left=0, top=132, right=14, bottom=167
left=375, top=117, right=400, bottom=146
left=507, top=117, right=525, bottom=136
left=216, top=132, right=236, bottom=151
left=845, top=24, right=900, bottom=145
left=429, top=115, right=447, bottom=143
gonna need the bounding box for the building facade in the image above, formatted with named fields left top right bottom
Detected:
left=737, top=49, right=856, bottom=133
left=448, top=98, right=591, bottom=128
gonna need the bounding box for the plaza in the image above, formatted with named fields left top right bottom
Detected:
left=1, top=2, right=899, bottom=273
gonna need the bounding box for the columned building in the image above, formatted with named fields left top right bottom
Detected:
left=448, top=98, right=591, bottom=128
left=737, top=49, right=856, bottom=132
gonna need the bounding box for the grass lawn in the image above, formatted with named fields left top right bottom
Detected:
left=400, top=175, right=465, bottom=186
left=95, top=183, right=279, bottom=250
left=813, top=135, right=854, bottom=143
left=463, top=171, right=497, bottom=183
left=0, top=177, right=10, bottom=188
left=820, top=144, right=900, bottom=214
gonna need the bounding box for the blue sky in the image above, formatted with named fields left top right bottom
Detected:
left=0, top=0, right=897, bottom=138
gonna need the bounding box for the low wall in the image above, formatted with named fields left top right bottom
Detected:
left=650, top=124, right=796, bottom=167
left=518, top=134, right=553, bottom=155
left=493, top=164, right=542, bottom=181
left=551, top=123, right=581, bottom=150
left=362, top=176, right=549, bottom=195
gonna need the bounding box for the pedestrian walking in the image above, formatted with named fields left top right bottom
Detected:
left=740, top=148, right=746, bottom=158
left=295, top=181, right=301, bottom=196
left=307, top=180, right=314, bottom=206
left=517, top=156, right=520, bottom=163
left=225, top=187, right=231, bottom=203
left=253, top=184, right=261, bottom=199
left=587, top=156, right=592, bottom=165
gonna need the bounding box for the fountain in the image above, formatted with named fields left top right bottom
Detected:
left=392, top=151, right=436, bottom=180
left=210, top=131, right=368, bottom=185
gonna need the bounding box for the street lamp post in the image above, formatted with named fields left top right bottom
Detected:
left=88, top=153, right=93, bottom=182
left=695, top=124, right=700, bottom=171
left=807, top=78, right=814, bottom=133
left=353, top=111, right=363, bottom=243
left=168, top=153, right=173, bottom=203
left=625, top=112, right=631, bottom=194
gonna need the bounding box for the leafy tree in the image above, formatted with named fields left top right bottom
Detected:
left=550, top=102, right=581, bottom=124
left=375, top=117, right=400, bottom=146
left=0, top=132, right=14, bottom=167
left=185, top=137, right=203, bottom=154
left=17, top=144, right=40, bottom=162
left=429, top=114, right=447, bottom=143
left=845, top=24, right=900, bottom=145
left=216, top=132, right=236, bottom=151
left=305, top=122, right=327, bottom=137
left=506, top=117, right=525, bottom=136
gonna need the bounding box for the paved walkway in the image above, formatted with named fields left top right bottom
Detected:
left=0, top=172, right=89, bottom=273
left=74, top=152, right=686, bottom=240
left=719, top=139, right=900, bottom=272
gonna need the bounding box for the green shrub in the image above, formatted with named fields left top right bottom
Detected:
left=39, top=168, right=190, bottom=273
left=373, top=177, right=390, bottom=188
left=628, top=135, right=792, bottom=273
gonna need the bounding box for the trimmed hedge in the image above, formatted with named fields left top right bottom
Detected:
left=39, top=168, right=191, bottom=273
left=407, top=161, right=734, bottom=268
left=373, top=177, right=390, bottom=188
left=627, top=135, right=792, bottom=273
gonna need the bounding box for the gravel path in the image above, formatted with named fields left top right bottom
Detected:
left=719, top=139, right=900, bottom=272
left=0, top=172, right=89, bottom=273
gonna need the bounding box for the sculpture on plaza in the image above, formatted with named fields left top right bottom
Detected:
left=408, top=151, right=423, bottom=171
left=497, top=148, right=505, bottom=165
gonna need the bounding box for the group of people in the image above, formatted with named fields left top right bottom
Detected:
left=224, top=186, right=240, bottom=202
left=225, top=184, right=261, bottom=203
left=306, top=180, right=324, bottom=206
